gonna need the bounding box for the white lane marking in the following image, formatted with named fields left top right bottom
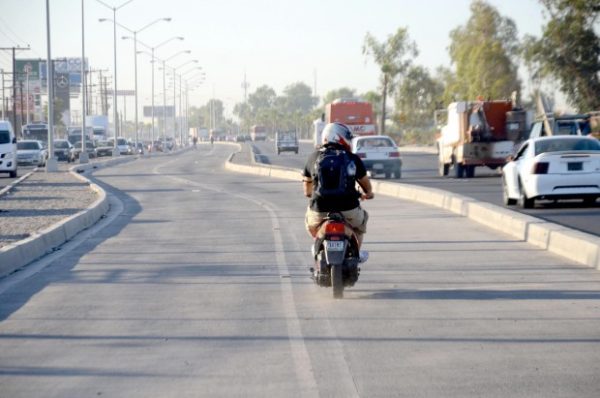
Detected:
left=153, top=160, right=319, bottom=396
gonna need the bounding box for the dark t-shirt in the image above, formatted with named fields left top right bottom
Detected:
left=302, top=145, right=367, bottom=212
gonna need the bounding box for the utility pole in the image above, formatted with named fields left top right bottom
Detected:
left=0, top=45, right=30, bottom=133
left=241, top=72, right=249, bottom=133
left=1, top=69, right=5, bottom=119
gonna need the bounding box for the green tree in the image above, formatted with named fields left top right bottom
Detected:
left=360, top=90, right=382, bottom=131
left=522, top=0, right=600, bottom=111
left=447, top=0, right=521, bottom=100
left=362, top=27, right=418, bottom=135
left=322, top=87, right=356, bottom=105
left=395, top=66, right=444, bottom=129
left=191, top=99, right=225, bottom=130
left=282, top=82, right=317, bottom=114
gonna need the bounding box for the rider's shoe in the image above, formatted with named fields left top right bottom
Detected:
left=359, top=250, right=369, bottom=263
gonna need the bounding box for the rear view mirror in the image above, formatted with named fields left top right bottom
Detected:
left=12, top=137, right=17, bottom=144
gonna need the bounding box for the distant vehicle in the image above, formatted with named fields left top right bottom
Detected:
left=86, top=115, right=109, bottom=141
left=67, top=126, right=94, bottom=145
left=112, top=137, right=133, bottom=155
left=22, top=122, right=49, bottom=142
left=502, top=136, right=600, bottom=208
left=152, top=140, right=163, bottom=152
left=165, top=137, right=175, bottom=151
left=133, top=142, right=145, bottom=155
left=53, top=139, right=76, bottom=162
left=529, top=115, right=592, bottom=139
left=275, top=131, right=299, bottom=154
left=351, top=135, right=402, bottom=179
left=530, top=94, right=594, bottom=140
left=313, top=116, right=326, bottom=148
left=198, top=128, right=209, bottom=141
left=73, top=140, right=97, bottom=159
left=250, top=125, right=267, bottom=141
left=17, top=140, right=48, bottom=166
left=0, top=120, right=18, bottom=177
left=436, top=100, right=528, bottom=178
left=325, top=98, right=377, bottom=136
left=96, top=140, right=113, bottom=157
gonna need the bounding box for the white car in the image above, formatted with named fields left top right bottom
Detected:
left=17, top=140, right=48, bottom=167
left=502, top=136, right=600, bottom=208
left=351, top=135, right=402, bottom=179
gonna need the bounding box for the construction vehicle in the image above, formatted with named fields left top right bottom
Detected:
left=529, top=94, right=594, bottom=139
left=437, top=100, right=527, bottom=178
left=313, top=98, right=377, bottom=147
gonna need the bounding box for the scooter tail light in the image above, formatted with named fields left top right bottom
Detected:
left=325, top=222, right=346, bottom=234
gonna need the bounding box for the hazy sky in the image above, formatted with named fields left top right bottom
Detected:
left=0, top=0, right=547, bottom=118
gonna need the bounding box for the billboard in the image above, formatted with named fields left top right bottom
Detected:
left=143, top=106, right=174, bottom=118
left=19, top=57, right=87, bottom=93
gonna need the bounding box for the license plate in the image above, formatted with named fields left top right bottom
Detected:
left=326, top=241, right=344, bottom=251
left=373, top=163, right=384, bottom=170
left=568, top=162, right=582, bottom=171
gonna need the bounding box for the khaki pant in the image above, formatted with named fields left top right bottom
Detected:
left=305, top=206, right=369, bottom=243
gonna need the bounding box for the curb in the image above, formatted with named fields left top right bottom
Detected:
left=0, top=147, right=192, bottom=279
left=225, top=149, right=600, bottom=270
left=0, top=177, right=109, bottom=279
left=0, top=168, right=38, bottom=198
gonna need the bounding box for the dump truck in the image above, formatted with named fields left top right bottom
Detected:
left=437, top=100, right=527, bottom=178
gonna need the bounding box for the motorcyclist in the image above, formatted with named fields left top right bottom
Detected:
left=302, top=122, right=374, bottom=257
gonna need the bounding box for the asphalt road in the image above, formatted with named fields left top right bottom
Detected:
left=253, top=141, right=600, bottom=237
left=1, top=143, right=599, bottom=397
left=0, top=165, right=36, bottom=190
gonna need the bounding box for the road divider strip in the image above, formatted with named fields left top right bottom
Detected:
left=225, top=146, right=600, bottom=270
left=0, top=158, right=132, bottom=278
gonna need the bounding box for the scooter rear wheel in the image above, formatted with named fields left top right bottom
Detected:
left=331, top=264, right=343, bottom=299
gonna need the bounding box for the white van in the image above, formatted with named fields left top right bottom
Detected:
left=0, top=120, right=18, bottom=178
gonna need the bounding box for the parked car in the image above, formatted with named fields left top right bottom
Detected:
left=96, top=140, right=113, bottom=157
left=73, top=140, right=97, bottom=159
left=275, top=131, right=299, bottom=154
left=17, top=140, right=48, bottom=166
left=0, top=120, right=18, bottom=177
left=54, top=139, right=76, bottom=162
left=351, top=135, right=402, bottom=179
left=502, top=136, right=600, bottom=208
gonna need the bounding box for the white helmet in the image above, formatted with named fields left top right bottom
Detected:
left=321, top=123, right=353, bottom=151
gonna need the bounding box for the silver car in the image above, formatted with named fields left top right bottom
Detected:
left=17, top=140, right=48, bottom=167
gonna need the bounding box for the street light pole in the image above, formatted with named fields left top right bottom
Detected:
left=120, top=18, right=171, bottom=155
left=160, top=50, right=189, bottom=148
left=45, top=0, right=58, bottom=172
left=80, top=0, right=89, bottom=164
left=96, top=0, right=134, bottom=156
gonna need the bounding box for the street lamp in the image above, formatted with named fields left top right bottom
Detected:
left=171, top=60, right=197, bottom=146
left=135, top=36, right=183, bottom=150
left=97, top=0, right=134, bottom=156
left=162, top=50, right=190, bottom=144
left=45, top=0, right=58, bottom=172
left=119, top=18, right=171, bottom=153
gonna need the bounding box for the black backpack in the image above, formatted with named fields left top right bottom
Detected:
left=314, top=147, right=356, bottom=198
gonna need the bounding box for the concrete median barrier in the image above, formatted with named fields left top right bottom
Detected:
left=0, top=147, right=193, bottom=279
left=226, top=146, right=600, bottom=270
